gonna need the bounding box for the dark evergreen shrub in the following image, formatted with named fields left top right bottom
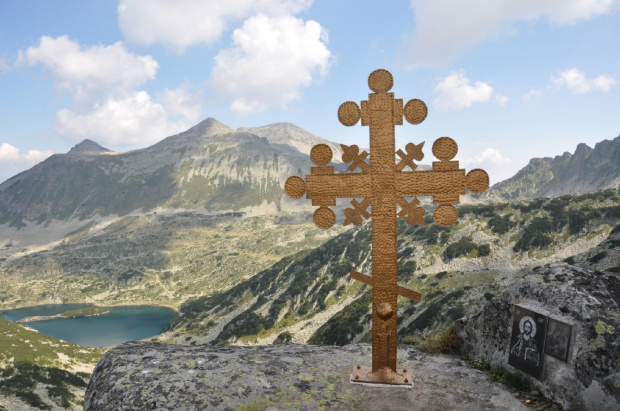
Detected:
left=488, top=215, right=514, bottom=235
left=478, top=244, right=491, bottom=257
left=445, top=237, right=477, bottom=259
left=273, top=332, right=293, bottom=344
left=589, top=251, right=607, bottom=263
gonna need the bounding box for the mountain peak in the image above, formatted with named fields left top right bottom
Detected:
left=68, top=139, right=111, bottom=154
left=574, top=142, right=592, bottom=155
left=187, top=118, right=234, bottom=136
left=236, top=122, right=343, bottom=161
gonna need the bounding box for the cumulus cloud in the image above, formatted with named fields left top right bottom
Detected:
left=0, top=143, right=19, bottom=161
left=522, top=89, right=542, bottom=101
left=158, top=83, right=203, bottom=123
left=0, top=143, right=53, bottom=164
left=22, top=150, right=54, bottom=164
left=459, top=148, right=511, bottom=166
left=210, top=14, right=331, bottom=114
left=118, top=0, right=313, bottom=53
left=15, top=35, right=158, bottom=94
left=15, top=36, right=203, bottom=147
left=55, top=91, right=192, bottom=146
left=403, top=0, right=617, bottom=68
left=0, top=143, right=54, bottom=183
left=552, top=68, right=617, bottom=93
left=433, top=71, right=506, bottom=111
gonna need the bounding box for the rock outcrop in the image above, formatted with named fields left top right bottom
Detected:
left=456, top=263, right=620, bottom=411
left=84, top=342, right=527, bottom=411
left=486, top=133, right=620, bottom=200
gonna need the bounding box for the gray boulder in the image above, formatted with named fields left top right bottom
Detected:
left=456, top=262, right=620, bottom=410
left=84, top=342, right=527, bottom=410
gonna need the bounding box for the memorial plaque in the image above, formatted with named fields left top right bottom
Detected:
left=508, top=304, right=547, bottom=379
left=545, top=317, right=572, bottom=362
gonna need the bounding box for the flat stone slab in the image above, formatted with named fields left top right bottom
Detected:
left=84, top=342, right=527, bottom=411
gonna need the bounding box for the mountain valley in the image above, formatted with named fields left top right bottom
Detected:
left=0, top=118, right=619, bottom=409
left=159, top=188, right=620, bottom=347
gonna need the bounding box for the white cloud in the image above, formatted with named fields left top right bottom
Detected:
left=552, top=68, right=617, bottom=93
left=14, top=36, right=203, bottom=148
left=522, top=89, right=542, bottom=101
left=118, top=0, right=313, bottom=53
left=0, top=143, right=54, bottom=164
left=404, top=0, right=617, bottom=68
left=495, top=94, right=509, bottom=106
left=0, top=143, right=20, bottom=161
left=460, top=148, right=511, bottom=166
left=0, top=144, right=55, bottom=183
left=22, top=150, right=54, bottom=164
left=158, top=83, right=203, bottom=123
left=210, top=14, right=331, bottom=114
left=433, top=71, right=500, bottom=111
left=15, top=35, right=158, bottom=93
left=55, top=91, right=192, bottom=147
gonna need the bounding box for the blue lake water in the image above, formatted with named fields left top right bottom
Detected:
left=0, top=304, right=177, bottom=348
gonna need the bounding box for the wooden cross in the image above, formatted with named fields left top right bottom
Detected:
left=284, top=69, right=489, bottom=386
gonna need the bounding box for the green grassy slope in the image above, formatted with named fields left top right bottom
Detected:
left=0, top=317, right=105, bottom=410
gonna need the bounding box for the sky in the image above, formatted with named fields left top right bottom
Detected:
left=0, top=0, right=618, bottom=185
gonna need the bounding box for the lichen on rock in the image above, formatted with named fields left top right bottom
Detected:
left=84, top=342, right=528, bottom=410
left=455, top=262, right=620, bottom=411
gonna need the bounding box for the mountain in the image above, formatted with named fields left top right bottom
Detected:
left=237, top=122, right=344, bottom=161
left=0, top=118, right=347, bottom=228
left=487, top=134, right=620, bottom=200
left=160, top=188, right=620, bottom=347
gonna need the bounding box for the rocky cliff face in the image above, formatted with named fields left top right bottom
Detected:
left=487, top=134, right=620, bottom=200
left=456, top=263, right=620, bottom=411
left=83, top=341, right=527, bottom=411
left=570, top=224, right=620, bottom=275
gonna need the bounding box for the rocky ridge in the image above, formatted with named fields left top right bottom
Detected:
left=486, top=134, right=620, bottom=201
left=0, top=118, right=347, bottom=227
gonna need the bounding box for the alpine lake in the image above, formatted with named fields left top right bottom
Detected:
left=0, top=303, right=177, bottom=348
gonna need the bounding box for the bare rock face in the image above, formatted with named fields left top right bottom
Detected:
left=456, top=263, right=620, bottom=411
left=84, top=342, right=527, bottom=411
left=486, top=133, right=620, bottom=200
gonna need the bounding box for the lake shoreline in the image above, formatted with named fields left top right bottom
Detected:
left=1, top=301, right=181, bottom=316
left=1, top=304, right=179, bottom=348
left=16, top=308, right=112, bottom=323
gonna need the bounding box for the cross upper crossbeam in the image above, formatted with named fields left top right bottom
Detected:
left=285, top=153, right=486, bottom=227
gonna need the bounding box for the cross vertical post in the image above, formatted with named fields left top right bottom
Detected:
left=284, top=69, right=489, bottom=386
